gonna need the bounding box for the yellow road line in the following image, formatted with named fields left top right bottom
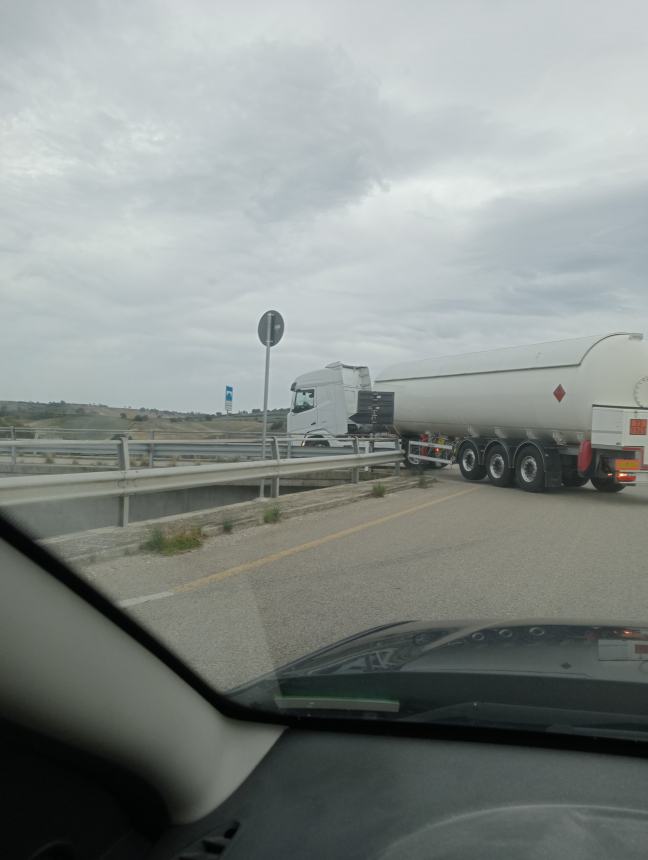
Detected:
left=172, top=485, right=479, bottom=596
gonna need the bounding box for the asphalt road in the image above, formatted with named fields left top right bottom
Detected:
left=81, top=468, right=648, bottom=691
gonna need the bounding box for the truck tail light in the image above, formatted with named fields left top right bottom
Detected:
left=616, top=472, right=637, bottom=483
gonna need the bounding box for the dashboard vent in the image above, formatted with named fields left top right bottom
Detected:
left=177, top=820, right=240, bottom=859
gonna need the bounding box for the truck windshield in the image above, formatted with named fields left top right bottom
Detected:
left=292, top=389, right=315, bottom=413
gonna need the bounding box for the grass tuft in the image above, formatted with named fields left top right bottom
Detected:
left=371, top=482, right=387, bottom=498
left=141, top=526, right=203, bottom=555
left=222, top=518, right=234, bottom=534
left=263, top=504, right=282, bottom=524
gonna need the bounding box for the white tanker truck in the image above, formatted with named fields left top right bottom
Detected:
left=287, top=332, right=648, bottom=493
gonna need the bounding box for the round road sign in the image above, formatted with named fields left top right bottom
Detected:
left=257, top=310, right=284, bottom=347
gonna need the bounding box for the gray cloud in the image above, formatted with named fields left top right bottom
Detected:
left=2, top=1, right=648, bottom=410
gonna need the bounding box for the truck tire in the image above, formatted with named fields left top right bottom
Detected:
left=562, top=470, right=589, bottom=488
left=486, top=444, right=514, bottom=487
left=458, top=442, right=486, bottom=481
left=515, top=445, right=546, bottom=492
left=591, top=476, right=625, bottom=493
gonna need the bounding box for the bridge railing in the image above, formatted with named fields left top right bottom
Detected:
left=0, top=434, right=398, bottom=468
left=0, top=438, right=403, bottom=527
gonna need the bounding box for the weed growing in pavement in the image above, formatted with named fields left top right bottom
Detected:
left=141, top=526, right=203, bottom=555
left=222, top=518, right=234, bottom=534
left=263, top=504, right=282, bottom=524
left=371, top=482, right=387, bottom=498
left=44, top=453, right=55, bottom=464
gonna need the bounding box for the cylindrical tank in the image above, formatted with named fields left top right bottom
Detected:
left=375, top=333, right=648, bottom=444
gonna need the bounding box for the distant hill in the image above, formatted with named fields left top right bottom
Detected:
left=0, top=400, right=288, bottom=437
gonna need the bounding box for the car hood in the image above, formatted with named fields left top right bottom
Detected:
left=267, top=618, right=648, bottom=684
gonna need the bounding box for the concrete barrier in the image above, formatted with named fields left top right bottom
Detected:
left=38, top=474, right=420, bottom=566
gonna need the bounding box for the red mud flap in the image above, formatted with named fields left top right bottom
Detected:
left=578, top=440, right=593, bottom=475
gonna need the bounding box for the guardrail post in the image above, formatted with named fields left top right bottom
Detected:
left=118, top=437, right=131, bottom=527
left=148, top=430, right=155, bottom=468
left=393, top=439, right=401, bottom=477
left=351, top=436, right=360, bottom=484
left=117, top=437, right=130, bottom=470
left=270, top=437, right=280, bottom=498
left=10, top=426, right=17, bottom=467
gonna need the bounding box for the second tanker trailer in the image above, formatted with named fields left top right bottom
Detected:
left=288, top=332, right=648, bottom=493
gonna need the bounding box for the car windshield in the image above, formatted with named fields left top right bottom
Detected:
left=3, top=0, right=648, bottom=742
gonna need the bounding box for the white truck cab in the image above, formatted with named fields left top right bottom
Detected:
left=288, top=362, right=372, bottom=442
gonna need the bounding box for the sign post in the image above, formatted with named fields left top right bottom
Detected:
left=257, top=310, right=285, bottom=497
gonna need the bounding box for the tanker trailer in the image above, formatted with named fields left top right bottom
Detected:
left=375, top=332, right=648, bottom=493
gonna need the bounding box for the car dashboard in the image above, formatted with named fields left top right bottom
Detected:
left=151, top=729, right=648, bottom=859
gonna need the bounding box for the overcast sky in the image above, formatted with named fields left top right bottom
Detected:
left=2, top=1, right=648, bottom=411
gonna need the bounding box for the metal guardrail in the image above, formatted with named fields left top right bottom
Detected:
left=0, top=439, right=403, bottom=527
left=0, top=435, right=396, bottom=467
left=0, top=423, right=285, bottom=439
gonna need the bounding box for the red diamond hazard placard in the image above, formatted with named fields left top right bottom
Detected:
left=553, top=384, right=566, bottom=402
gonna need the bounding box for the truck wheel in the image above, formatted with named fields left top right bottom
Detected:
left=562, top=470, right=589, bottom=488
left=486, top=444, right=513, bottom=487
left=515, top=446, right=545, bottom=492
left=591, top=476, right=625, bottom=493
left=458, top=442, right=486, bottom=481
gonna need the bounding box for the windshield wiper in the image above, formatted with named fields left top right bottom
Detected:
left=274, top=695, right=400, bottom=713
left=402, top=701, right=648, bottom=739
